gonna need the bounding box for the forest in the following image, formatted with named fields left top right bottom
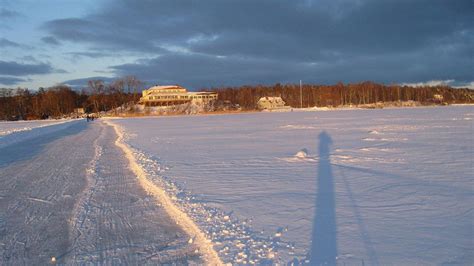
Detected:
left=213, top=82, right=474, bottom=110
left=1, top=78, right=473, bottom=120
left=0, top=76, right=142, bottom=120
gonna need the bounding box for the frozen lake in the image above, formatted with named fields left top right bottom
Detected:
left=0, top=119, right=72, bottom=136
left=0, top=119, right=77, bottom=149
left=112, top=106, right=474, bottom=265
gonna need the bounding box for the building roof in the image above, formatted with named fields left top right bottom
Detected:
left=148, top=85, right=182, bottom=90
left=187, top=91, right=217, bottom=95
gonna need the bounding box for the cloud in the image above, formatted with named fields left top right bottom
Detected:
left=0, top=76, right=27, bottom=86
left=110, top=53, right=311, bottom=88
left=65, top=51, right=113, bottom=59
left=0, top=8, right=20, bottom=19
left=18, top=55, right=39, bottom=62
left=0, top=38, right=20, bottom=48
left=44, top=17, right=167, bottom=53
left=0, top=38, right=34, bottom=50
left=401, top=80, right=455, bottom=87
left=0, top=7, right=21, bottom=29
left=43, top=0, right=473, bottom=55
left=40, top=0, right=474, bottom=87
left=453, top=81, right=474, bottom=89
left=402, top=80, right=474, bottom=89
left=0, top=60, right=54, bottom=76
left=61, top=76, right=116, bottom=88
left=41, top=36, right=61, bottom=45
left=109, top=46, right=474, bottom=89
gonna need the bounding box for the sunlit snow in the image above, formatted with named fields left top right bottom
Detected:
left=111, top=106, right=474, bottom=265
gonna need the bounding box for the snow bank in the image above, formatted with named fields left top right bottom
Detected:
left=104, top=119, right=224, bottom=265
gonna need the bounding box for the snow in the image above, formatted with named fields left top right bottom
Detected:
left=0, top=120, right=205, bottom=264
left=104, top=119, right=223, bottom=265
left=110, top=106, right=474, bottom=265
left=0, top=106, right=472, bottom=265
left=0, top=119, right=77, bottom=149
left=148, top=85, right=180, bottom=90
left=0, top=119, right=73, bottom=136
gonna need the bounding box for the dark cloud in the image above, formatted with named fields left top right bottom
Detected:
left=0, top=60, right=54, bottom=76
left=0, top=38, right=20, bottom=48
left=44, top=18, right=167, bottom=53
left=43, top=0, right=473, bottom=87
left=0, top=76, right=26, bottom=86
left=41, top=36, right=61, bottom=45
left=111, top=53, right=316, bottom=89
left=110, top=47, right=472, bottom=89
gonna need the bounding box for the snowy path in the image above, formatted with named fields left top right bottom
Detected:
left=0, top=120, right=202, bottom=265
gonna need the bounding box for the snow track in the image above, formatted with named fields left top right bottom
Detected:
left=0, top=121, right=94, bottom=264
left=0, top=120, right=205, bottom=265
left=104, top=119, right=223, bottom=265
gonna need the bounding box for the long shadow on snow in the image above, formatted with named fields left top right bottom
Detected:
left=0, top=120, right=88, bottom=168
left=310, top=131, right=337, bottom=265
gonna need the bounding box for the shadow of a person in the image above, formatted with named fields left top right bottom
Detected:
left=310, top=131, right=337, bottom=265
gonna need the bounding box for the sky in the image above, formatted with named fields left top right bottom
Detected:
left=0, top=0, right=473, bottom=90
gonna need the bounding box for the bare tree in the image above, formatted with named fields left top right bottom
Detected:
left=88, top=80, right=105, bottom=112
left=123, top=76, right=143, bottom=103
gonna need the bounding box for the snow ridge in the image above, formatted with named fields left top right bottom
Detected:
left=123, top=149, right=295, bottom=264
left=68, top=124, right=104, bottom=260
left=105, top=125, right=295, bottom=264
left=104, top=119, right=224, bottom=265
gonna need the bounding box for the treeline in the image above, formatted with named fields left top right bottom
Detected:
left=1, top=80, right=473, bottom=120
left=211, top=82, right=474, bottom=109
left=0, top=76, right=142, bottom=120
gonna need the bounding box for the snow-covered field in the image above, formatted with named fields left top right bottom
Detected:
left=111, top=106, right=474, bottom=265
left=0, top=107, right=472, bottom=265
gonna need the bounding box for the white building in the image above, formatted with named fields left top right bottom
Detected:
left=139, top=85, right=218, bottom=106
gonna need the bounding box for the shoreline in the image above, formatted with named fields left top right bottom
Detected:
left=1, top=103, right=472, bottom=122
left=104, top=103, right=474, bottom=120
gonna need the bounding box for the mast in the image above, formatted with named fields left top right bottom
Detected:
left=300, top=80, right=303, bottom=108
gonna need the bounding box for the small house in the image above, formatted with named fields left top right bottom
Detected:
left=433, top=94, right=444, bottom=101
left=257, top=97, right=289, bottom=110
left=74, top=108, right=85, bottom=115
